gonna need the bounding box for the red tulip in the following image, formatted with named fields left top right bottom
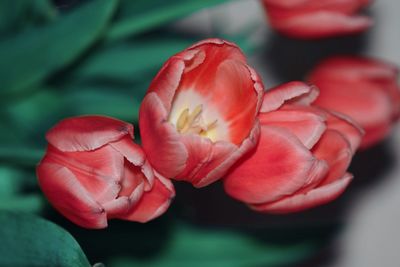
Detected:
left=261, top=0, right=373, bottom=39
left=37, top=116, right=175, bottom=229
left=139, top=39, right=264, bottom=187
left=309, top=56, right=400, bottom=148
left=224, top=82, right=363, bottom=213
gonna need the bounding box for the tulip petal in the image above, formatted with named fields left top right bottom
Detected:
left=361, top=123, right=392, bottom=149
left=147, top=58, right=186, bottom=113
left=312, top=129, right=352, bottom=185
left=313, top=80, right=393, bottom=129
left=103, top=177, right=145, bottom=218
left=250, top=173, right=352, bottom=213
left=46, top=115, right=134, bottom=152
left=224, top=125, right=323, bottom=204
left=261, top=82, right=318, bottom=113
left=210, top=59, right=260, bottom=144
left=264, top=0, right=370, bottom=11
left=121, top=173, right=175, bottom=223
left=174, top=134, right=233, bottom=185
left=258, top=108, right=326, bottom=149
left=37, top=161, right=107, bottom=229
left=274, top=11, right=372, bottom=39
left=178, top=39, right=247, bottom=95
left=325, top=110, right=364, bottom=153
left=308, top=56, right=399, bottom=83
left=200, top=120, right=261, bottom=187
left=139, top=92, right=188, bottom=178
left=110, top=136, right=155, bottom=189
left=102, top=196, right=131, bottom=219
left=45, top=145, right=124, bottom=204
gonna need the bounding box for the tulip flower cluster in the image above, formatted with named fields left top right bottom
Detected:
left=37, top=39, right=399, bottom=229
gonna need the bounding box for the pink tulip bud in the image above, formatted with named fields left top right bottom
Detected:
left=224, top=82, right=364, bottom=213
left=261, top=0, right=373, bottom=39
left=308, top=56, right=400, bottom=148
left=37, top=116, right=174, bottom=229
left=139, top=39, right=264, bottom=187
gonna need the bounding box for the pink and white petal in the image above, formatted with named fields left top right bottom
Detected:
left=186, top=38, right=244, bottom=53
left=37, top=160, right=107, bottom=229
left=120, top=174, right=175, bottom=223
left=199, top=121, right=261, bottom=187
left=325, top=110, right=364, bottom=153
left=189, top=138, right=237, bottom=187
left=174, top=134, right=215, bottom=184
left=262, top=0, right=314, bottom=8
left=224, top=125, right=322, bottom=204
left=210, top=59, right=260, bottom=145
left=139, top=93, right=188, bottom=178
left=110, top=137, right=145, bottom=166
left=102, top=196, right=131, bottom=219
left=147, top=58, right=185, bottom=113
left=258, top=108, right=326, bottom=149
left=46, top=115, right=134, bottom=152
left=250, top=173, right=353, bottom=213
left=313, top=80, right=393, bottom=128
left=312, top=129, right=352, bottom=185
left=119, top=162, right=146, bottom=198
left=261, top=81, right=315, bottom=113
left=263, top=0, right=369, bottom=10
left=46, top=145, right=123, bottom=204
left=309, top=56, right=399, bottom=83
left=274, top=12, right=372, bottom=39
left=361, top=123, right=392, bottom=149
left=110, top=136, right=154, bottom=189
left=178, top=40, right=247, bottom=98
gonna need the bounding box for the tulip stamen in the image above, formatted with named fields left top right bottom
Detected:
left=176, top=108, right=189, bottom=132
left=176, top=104, right=217, bottom=137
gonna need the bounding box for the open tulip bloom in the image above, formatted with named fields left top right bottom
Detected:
left=139, top=39, right=264, bottom=187
left=37, top=39, right=370, bottom=228
left=261, top=0, right=373, bottom=39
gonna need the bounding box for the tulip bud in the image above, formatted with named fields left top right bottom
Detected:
left=224, top=82, right=364, bottom=213
left=37, top=116, right=174, bottom=229
left=308, top=56, right=400, bottom=148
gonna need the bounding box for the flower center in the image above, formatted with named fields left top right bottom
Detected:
left=168, top=90, right=228, bottom=142
left=175, top=104, right=218, bottom=136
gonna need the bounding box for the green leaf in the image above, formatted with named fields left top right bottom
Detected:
left=0, top=0, right=117, bottom=98
left=4, top=88, right=60, bottom=136
left=0, top=194, right=44, bottom=213
left=73, top=37, right=194, bottom=82
left=0, top=211, right=91, bottom=267
left=0, top=0, right=56, bottom=37
left=62, top=84, right=143, bottom=122
left=0, top=167, right=23, bottom=197
left=107, top=0, right=229, bottom=42
left=0, top=0, right=30, bottom=33
left=0, top=146, right=43, bottom=167
left=109, top=223, right=317, bottom=267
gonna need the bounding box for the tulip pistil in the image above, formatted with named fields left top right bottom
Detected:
left=176, top=104, right=217, bottom=136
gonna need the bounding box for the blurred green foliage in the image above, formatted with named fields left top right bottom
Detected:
left=0, top=211, right=91, bottom=267
left=0, top=0, right=328, bottom=266
left=109, top=223, right=316, bottom=267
